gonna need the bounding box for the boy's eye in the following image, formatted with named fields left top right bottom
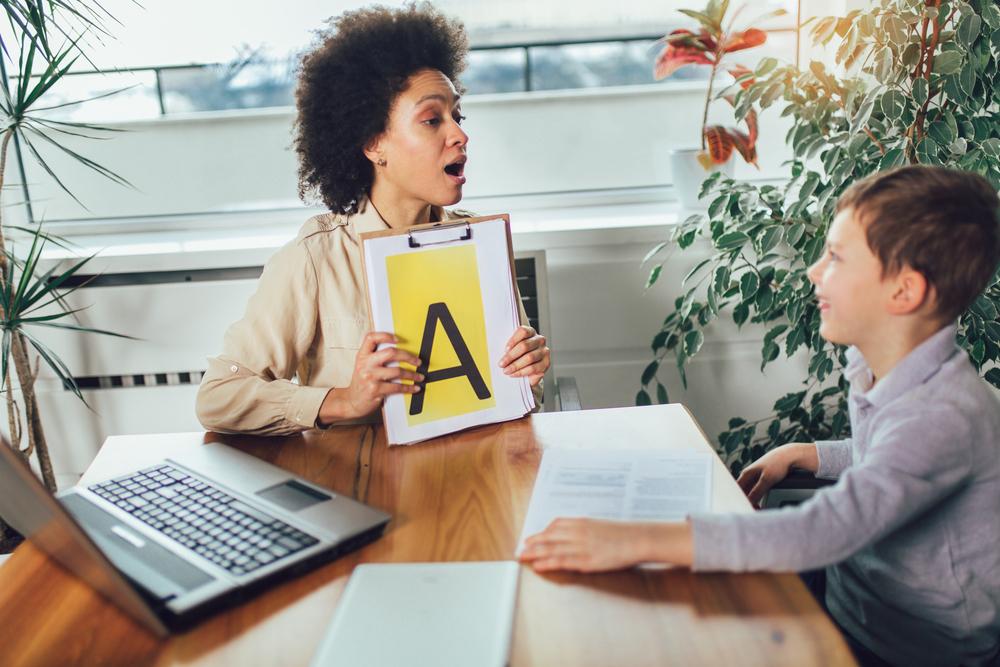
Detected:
left=423, top=116, right=441, bottom=126
left=453, top=113, right=466, bottom=124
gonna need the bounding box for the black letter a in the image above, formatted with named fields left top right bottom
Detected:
left=409, top=302, right=491, bottom=416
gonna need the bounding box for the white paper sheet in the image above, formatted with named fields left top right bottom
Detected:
left=516, top=449, right=713, bottom=554
left=362, top=217, right=535, bottom=445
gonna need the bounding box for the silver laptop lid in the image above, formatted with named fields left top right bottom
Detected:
left=0, top=440, right=168, bottom=637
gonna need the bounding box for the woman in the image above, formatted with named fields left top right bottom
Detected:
left=196, top=4, right=549, bottom=435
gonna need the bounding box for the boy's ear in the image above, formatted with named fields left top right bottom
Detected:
left=887, top=268, right=931, bottom=316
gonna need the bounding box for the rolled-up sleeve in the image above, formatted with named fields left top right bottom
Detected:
left=815, top=438, right=853, bottom=480
left=196, top=241, right=327, bottom=435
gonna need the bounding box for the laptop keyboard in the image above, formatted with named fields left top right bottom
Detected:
left=88, top=464, right=319, bottom=577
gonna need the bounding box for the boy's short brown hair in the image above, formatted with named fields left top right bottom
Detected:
left=837, top=165, right=1000, bottom=321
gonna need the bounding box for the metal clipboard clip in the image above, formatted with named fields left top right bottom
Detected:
left=407, top=221, right=473, bottom=248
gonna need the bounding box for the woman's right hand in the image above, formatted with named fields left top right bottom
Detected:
left=736, top=443, right=817, bottom=509
left=318, top=332, right=423, bottom=423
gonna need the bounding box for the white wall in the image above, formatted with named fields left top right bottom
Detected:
left=11, top=82, right=791, bottom=224
left=6, top=82, right=809, bottom=485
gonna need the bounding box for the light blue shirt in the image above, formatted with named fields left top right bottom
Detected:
left=691, top=325, right=1000, bottom=666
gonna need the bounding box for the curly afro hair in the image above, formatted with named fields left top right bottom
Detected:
left=294, top=3, right=469, bottom=214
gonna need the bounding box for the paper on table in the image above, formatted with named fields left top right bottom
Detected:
left=516, top=448, right=713, bottom=554
left=362, top=217, right=535, bottom=445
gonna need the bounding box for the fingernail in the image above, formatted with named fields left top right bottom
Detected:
left=417, top=374, right=425, bottom=381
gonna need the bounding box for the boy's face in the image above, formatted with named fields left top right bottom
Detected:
left=806, top=207, right=895, bottom=347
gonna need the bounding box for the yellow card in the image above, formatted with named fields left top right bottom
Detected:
left=386, top=244, right=497, bottom=426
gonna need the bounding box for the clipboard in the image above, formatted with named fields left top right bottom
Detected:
left=359, top=214, right=535, bottom=445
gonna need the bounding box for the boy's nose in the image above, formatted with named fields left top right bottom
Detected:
left=806, top=260, right=821, bottom=285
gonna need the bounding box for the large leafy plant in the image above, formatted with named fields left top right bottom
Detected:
left=0, top=1, right=133, bottom=552
left=640, top=0, right=1000, bottom=474
left=654, top=0, right=786, bottom=168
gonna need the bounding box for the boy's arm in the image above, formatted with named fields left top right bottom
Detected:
left=523, top=404, right=971, bottom=574
left=691, top=405, right=972, bottom=572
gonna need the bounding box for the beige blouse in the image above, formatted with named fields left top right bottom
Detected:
left=196, top=198, right=541, bottom=435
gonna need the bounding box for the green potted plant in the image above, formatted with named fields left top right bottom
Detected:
left=640, top=0, right=1000, bottom=473
left=655, top=0, right=785, bottom=208
left=0, top=1, right=134, bottom=553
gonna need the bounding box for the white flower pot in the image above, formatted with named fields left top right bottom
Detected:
left=670, top=148, right=735, bottom=210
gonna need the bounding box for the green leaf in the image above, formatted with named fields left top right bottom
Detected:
left=759, top=227, right=783, bottom=254
left=986, top=368, right=1000, bottom=389
left=912, top=78, right=929, bottom=106
left=917, top=137, right=941, bottom=165
left=786, top=223, right=806, bottom=248
left=879, top=89, right=906, bottom=120
left=928, top=120, right=955, bottom=146
left=646, top=265, right=663, bottom=288
left=933, top=51, right=964, bottom=75
left=716, top=231, right=749, bottom=251
left=957, top=14, right=982, bottom=46
left=982, top=138, right=1000, bottom=157
left=642, top=242, right=668, bottom=265
left=761, top=341, right=779, bottom=370
left=972, top=339, right=986, bottom=364
left=683, top=258, right=712, bottom=287
left=636, top=389, right=652, bottom=406
left=755, top=57, right=778, bottom=77
left=740, top=271, right=759, bottom=300
left=733, top=303, right=750, bottom=326
left=678, top=8, right=720, bottom=32
left=656, top=382, right=669, bottom=404
left=874, top=47, right=893, bottom=81
left=683, top=330, right=704, bottom=357
left=879, top=147, right=906, bottom=170
left=641, top=360, right=659, bottom=385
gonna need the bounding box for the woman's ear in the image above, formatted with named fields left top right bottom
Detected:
left=363, top=135, right=384, bottom=167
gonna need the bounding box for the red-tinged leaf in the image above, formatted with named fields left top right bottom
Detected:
left=746, top=107, right=759, bottom=145
left=730, top=129, right=758, bottom=167
left=655, top=43, right=713, bottom=79
left=704, top=126, right=735, bottom=164
left=664, top=28, right=717, bottom=51
left=728, top=65, right=754, bottom=89
left=722, top=28, right=767, bottom=53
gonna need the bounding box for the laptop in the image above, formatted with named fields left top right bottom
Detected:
left=310, top=561, right=520, bottom=667
left=0, top=437, right=390, bottom=636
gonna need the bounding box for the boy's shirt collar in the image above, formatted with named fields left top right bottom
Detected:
left=844, top=324, right=960, bottom=408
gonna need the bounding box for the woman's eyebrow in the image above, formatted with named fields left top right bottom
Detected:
left=415, top=93, right=461, bottom=106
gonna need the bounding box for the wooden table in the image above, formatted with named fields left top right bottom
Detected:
left=0, top=405, right=855, bottom=666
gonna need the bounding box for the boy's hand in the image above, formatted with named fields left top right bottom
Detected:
left=736, top=443, right=817, bottom=508
left=519, top=519, right=693, bottom=572
left=519, top=518, right=650, bottom=572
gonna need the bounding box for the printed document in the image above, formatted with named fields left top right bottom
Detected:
left=516, top=449, right=713, bottom=553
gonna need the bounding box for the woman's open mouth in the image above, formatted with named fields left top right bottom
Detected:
left=444, top=158, right=466, bottom=184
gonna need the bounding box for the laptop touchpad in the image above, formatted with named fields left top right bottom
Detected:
left=256, top=480, right=330, bottom=512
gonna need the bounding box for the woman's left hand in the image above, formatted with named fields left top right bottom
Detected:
left=499, top=325, right=549, bottom=386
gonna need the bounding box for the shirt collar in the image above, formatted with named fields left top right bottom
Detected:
left=846, top=324, right=959, bottom=408
left=349, top=196, right=448, bottom=238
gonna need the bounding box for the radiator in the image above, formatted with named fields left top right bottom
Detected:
left=28, top=252, right=552, bottom=480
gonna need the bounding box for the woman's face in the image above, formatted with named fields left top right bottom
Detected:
left=366, top=68, right=469, bottom=207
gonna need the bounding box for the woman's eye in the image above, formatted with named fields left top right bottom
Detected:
left=423, top=116, right=441, bottom=126
left=453, top=113, right=466, bottom=125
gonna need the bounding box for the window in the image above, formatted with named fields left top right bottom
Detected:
left=7, top=0, right=797, bottom=121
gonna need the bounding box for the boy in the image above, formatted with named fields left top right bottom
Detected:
left=520, top=166, right=1000, bottom=666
